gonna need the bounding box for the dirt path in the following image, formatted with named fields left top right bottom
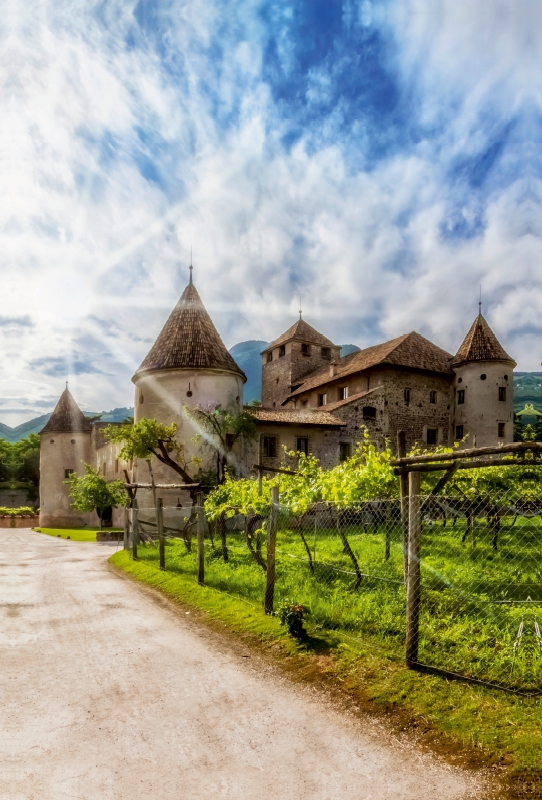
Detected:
left=0, top=530, right=485, bottom=799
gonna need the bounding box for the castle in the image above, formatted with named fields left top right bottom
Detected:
left=39, top=271, right=516, bottom=528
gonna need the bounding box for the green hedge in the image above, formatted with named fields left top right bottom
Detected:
left=0, top=506, right=39, bottom=517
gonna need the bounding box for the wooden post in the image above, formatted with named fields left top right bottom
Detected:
left=132, top=503, right=139, bottom=560
left=405, top=471, right=421, bottom=665
left=197, top=491, right=205, bottom=586
left=264, top=486, right=279, bottom=614
left=384, top=502, right=391, bottom=562
left=397, top=431, right=409, bottom=582
left=157, top=498, right=165, bottom=570
left=146, top=459, right=157, bottom=511
left=123, top=505, right=130, bottom=551
left=258, top=467, right=263, bottom=497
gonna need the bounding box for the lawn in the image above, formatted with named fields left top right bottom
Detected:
left=35, top=527, right=123, bottom=542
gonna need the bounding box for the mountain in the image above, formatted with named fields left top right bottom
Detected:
left=228, top=340, right=269, bottom=404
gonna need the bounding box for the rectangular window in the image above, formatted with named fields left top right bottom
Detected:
left=296, top=437, right=309, bottom=455
left=339, top=442, right=351, bottom=462
left=279, top=345, right=286, bottom=358
left=457, top=389, right=465, bottom=405
left=429, top=390, right=437, bottom=404
left=266, top=352, right=273, bottom=363
left=317, top=393, right=327, bottom=406
left=426, top=428, right=437, bottom=445
left=321, top=347, right=330, bottom=358
left=64, top=468, right=74, bottom=479
left=102, top=462, right=106, bottom=476
left=339, top=386, right=349, bottom=400
left=363, top=406, right=376, bottom=420
left=263, top=437, right=277, bottom=458
left=404, top=388, right=411, bottom=403
left=301, top=343, right=310, bottom=355
left=499, top=387, right=506, bottom=401
left=225, top=433, right=235, bottom=450
left=301, top=399, right=308, bottom=407
left=115, top=459, right=119, bottom=473
left=455, top=425, right=464, bottom=440
left=498, top=422, right=505, bottom=438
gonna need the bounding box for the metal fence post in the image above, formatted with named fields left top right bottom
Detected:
left=197, top=491, right=205, bottom=586
left=406, top=471, right=421, bottom=665
left=264, top=486, right=279, bottom=614
left=157, top=497, right=165, bottom=570
left=132, top=502, right=139, bottom=561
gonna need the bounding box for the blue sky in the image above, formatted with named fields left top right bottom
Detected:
left=2, top=0, right=541, bottom=423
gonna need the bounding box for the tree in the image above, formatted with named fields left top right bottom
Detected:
left=65, top=465, right=126, bottom=530
left=103, top=418, right=196, bottom=486
left=185, top=404, right=257, bottom=484
left=13, top=434, right=41, bottom=486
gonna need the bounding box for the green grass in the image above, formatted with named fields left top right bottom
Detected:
left=35, top=528, right=122, bottom=542
left=110, top=545, right=541, bottom=780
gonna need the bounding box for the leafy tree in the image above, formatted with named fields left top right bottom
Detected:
left=65, top=465, right=126, bottom=530
left=13, top=434, right=41, bottom=486
left=185, top=404, right=257, bottom=484
left=0, top=439, right=11, bottom=483
left=103, top=418, right=196, bottom=485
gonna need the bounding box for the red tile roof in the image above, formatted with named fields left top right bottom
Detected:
left=261, top=318, right=336, bottom=354
left=40, top=388, right=92, bottom=434
left=284, top=332, right=453, bottom=400
left=451, top=314, right=515, bottom=366
left=318, top=388, right=379, bottom=413
left=135, top=281, right=246, bottom=380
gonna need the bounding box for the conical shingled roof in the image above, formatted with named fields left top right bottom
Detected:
left=261, top=318, right=336, bottom=354
left=40, top=388, right=92, bottom=435
left=451, top=314, right=515, bottom=367
left=134, top=280, right=246, bottom=380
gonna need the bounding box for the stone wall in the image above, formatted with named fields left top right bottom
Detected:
left=451, top=360, right=514, bottom=448
left=245, top=423, right=344, bottom=472
left=262, top=340, right=341, bottom=408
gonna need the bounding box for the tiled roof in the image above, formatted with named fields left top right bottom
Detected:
left=261, top=318, right=336, bottom=354
left=247, top=407, right=344, bottom=426
left=451, top=314, right=515, bottom=366
left=285, top=332, right=453, bottom=400
left=318, top=388, right=379, bottom=413
left=135, top=281, right=246, bottom=380
left=40, top=388, right=92, bottom=434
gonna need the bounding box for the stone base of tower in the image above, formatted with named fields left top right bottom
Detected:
left=39, top=511, right=92, bottom=529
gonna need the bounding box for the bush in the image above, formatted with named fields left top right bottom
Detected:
left=0, top=507, right=39, bottom=517
left=275, top=600, right=310, bottom=638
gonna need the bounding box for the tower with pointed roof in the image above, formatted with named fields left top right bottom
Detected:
left=450, top=310, right=516, bottom=448
left=131, top=268, right=246, bottom=500
left=39, top=386, right=92, bottom=528
left=261, top=317, right=341, bottom=408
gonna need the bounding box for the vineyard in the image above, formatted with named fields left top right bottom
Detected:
left=126, top=434, right=542, bottom=696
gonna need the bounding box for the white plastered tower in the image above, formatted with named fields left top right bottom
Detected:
left=39, top=387, right=92, bottom=528
left=131, top=267, right=246, bottom=506
left=450, top=311, right=515, bottom=449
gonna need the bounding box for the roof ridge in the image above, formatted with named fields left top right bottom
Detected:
left=261, top=318, right=336, bottom=353
left=134, top=282, right=246, bottom=379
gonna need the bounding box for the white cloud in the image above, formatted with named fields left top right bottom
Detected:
left=2, top=0, right=541, bottom=425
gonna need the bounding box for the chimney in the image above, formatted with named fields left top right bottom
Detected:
left=330, top=361, right=337, bottom=378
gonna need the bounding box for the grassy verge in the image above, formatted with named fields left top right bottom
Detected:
left=35, top=528, right=122, bottom=542
left=110, top=546, right=541, bottom=789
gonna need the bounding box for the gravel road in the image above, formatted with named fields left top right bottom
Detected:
left=0, top=530, right=485, bottom=799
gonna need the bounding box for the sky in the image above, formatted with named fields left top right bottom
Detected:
left=3, top=0, right=541, bottom=424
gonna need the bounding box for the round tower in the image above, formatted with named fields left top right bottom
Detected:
left=450, top=311, right=516, bottom=449
left=131, top=267, right=246, bottom=504
left=39, top=387, right=92, bottom=528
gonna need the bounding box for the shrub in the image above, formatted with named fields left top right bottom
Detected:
left=275, top=600, right=310, bottom=638
left=0, top=507, right=39, bottom=517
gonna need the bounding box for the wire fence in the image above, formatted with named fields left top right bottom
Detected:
left=125, top=490, right=542, bottom=696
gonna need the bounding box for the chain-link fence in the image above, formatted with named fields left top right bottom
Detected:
left=128, top=499, right=407, bottom=657
left=125, top=488, right=542, bottom=696
left=411, top=492, right=542, bottom=696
